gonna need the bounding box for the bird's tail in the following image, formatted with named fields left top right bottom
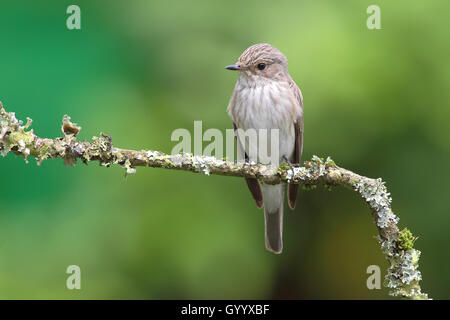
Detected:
left=261, top=184, right=284, bottom=254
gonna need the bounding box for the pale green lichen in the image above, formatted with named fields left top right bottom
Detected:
left=122, top=159, right=136, bottom=176
left=282, top=155, right=334, bottom=183
left=278, top=162, right=294, bottom=180
left=278, top=163, right=291, bottom=171
left=354, top=176, right=427, bottom=299
left=380, top=236, right=428, bottom=299
left=354, top=178, right=399, bottom=229
left=162, top=157, right=175, bottom=168
left=0, top=103, right=138, bottom=176
left=112, top=148, right=125, bottom=164
left=86, top=133, right=111, bottom=161
left=34, top=143, right=52, bottom=165
left=191, top=155, right=225, bottom=175
left=278, top=156, right=337, bottom=191
left=0, top=106, right=36, bottom=162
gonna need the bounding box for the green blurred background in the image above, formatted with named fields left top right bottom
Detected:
left=1, top=0, right=449, bottom=299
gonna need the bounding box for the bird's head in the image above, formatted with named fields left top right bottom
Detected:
left=225, top=43, right=288, bottom=82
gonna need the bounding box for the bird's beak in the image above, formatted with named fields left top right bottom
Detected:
left=225, top=64, right=242, bottom=71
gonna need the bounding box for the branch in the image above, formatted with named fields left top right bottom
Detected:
left=0, top=101, right=429, bottom=299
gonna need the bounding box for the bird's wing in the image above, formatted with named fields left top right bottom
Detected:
left=233, top=122, right=263, bottom=208
left=288, top=79, right=304, bottom=209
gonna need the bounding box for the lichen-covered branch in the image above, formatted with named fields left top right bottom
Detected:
left=0, top=101, right=429, bottom=299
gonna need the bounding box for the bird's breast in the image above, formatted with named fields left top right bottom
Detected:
left=229, top=79, right=298, bottom=163
left=231, top=80, right=296, bottom=132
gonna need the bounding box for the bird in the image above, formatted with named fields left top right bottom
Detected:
left=226, top=43, right=304, bottom=254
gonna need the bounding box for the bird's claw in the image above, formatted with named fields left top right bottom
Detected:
left=282, top=156, right=296, bottom=180
left=241, top=160, right=251, bottom=176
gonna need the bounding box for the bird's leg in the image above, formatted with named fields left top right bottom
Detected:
left=241, top=157, right=252, bottom=177
left=282, top=156, right=296, bottom=180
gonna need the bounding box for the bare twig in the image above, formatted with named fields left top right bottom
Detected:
left=0, top=101, right=429, bottom=299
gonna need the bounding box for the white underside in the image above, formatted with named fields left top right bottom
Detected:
left=230, top=78, right=298, bottom=166
left=229, top=74, right=301, bottom=212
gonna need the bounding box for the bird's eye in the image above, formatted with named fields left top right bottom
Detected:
left=257, top=63, right=266, bottom=70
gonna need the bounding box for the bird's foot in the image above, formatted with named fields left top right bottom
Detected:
left=241, top=159, right=252, bottom=176
left=282, top=156, right=296, bottom=180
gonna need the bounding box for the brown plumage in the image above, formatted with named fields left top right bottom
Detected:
left=226, top=43, right=304, bottom=254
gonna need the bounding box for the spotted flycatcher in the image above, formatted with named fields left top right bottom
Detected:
left=226, top=43, right=304, bottom=254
